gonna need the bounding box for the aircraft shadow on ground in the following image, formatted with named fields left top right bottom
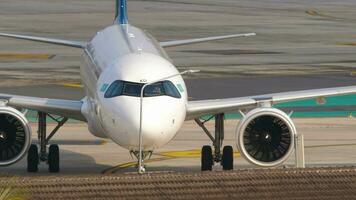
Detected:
left=0, top=148, right=112, bottom=176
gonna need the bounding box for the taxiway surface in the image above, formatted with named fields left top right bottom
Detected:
left=0, top=0, right=355, bottom=175
left=0, top=0, right=356, bottom=88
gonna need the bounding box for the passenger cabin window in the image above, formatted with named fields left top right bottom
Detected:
left=104, top=80, right=181, bottom=99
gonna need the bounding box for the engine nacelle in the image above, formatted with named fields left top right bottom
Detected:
left=236, top=107, right=296, bottom=167
left=0, top=106, right=31, bottom=166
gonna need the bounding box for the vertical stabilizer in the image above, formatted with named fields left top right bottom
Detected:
left=115, top=0, right=129, bottom=24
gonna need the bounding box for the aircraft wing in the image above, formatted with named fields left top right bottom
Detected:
left=0, top=32, right=87, bottom=48
left=0, top=94, right=85, bottom=121
left=186, top=86, right=356, bottom=120
left=160, top=33, right=256, bottom=48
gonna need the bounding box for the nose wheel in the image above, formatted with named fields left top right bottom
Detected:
left=131, top=150, right=152, bottom=173
left=196, top=113, right=234, bottom=171
left=26, top=112, right=67, bottom=173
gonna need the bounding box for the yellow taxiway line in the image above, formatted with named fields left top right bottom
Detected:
left=102, top=157, right=174, bottom=174
left=338, top=42, right=356, bottom=46
left=158, top=149, right=241, bottom=158
left=102, top=149, right=241, bottom=174
left=0, top=53, right=54, bottom=60
left=305, top=9, right=337, bottom=19
left=61, top=83, right=83, bottom=88
left=306, top=9, right=355, bottom=22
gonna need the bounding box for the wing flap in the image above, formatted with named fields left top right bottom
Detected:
left=160, top=33, right=256, bottom=48
left=186, top=85, right=356, bottom=120
left=0, top=32, right=87, bottom=48
left=0, top=94, right=85, bottom=121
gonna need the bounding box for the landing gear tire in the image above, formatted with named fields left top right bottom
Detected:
left=201, top=145, right=213, bottom=171
left=48, top=144, right=60, bottom=173
left=27, top=144, right=39, bottom=172
left=221, top=145, right=233, bottom=170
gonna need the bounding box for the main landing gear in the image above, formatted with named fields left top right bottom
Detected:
left=27, top=112, right=68, bottom=173
left=195, top=113, right=233, bottom=171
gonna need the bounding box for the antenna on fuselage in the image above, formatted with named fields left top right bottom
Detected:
left=115, top=0, right=129, bottom=24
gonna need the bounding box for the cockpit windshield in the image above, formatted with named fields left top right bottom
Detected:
left=104, top=80, right=181, bottom=98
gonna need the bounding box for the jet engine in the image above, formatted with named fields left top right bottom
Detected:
left=236, top=107, right=296, bottom=167
left=0, top=106, right=31, bottom=166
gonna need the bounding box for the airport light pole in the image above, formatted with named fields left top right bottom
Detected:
left=138, top=69, right=200, bottom=173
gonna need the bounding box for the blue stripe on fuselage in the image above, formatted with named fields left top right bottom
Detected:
left=116, top=0, right=128, bottom=24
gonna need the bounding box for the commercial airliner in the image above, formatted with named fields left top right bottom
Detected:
left=0, top=0, right=355, bottom=173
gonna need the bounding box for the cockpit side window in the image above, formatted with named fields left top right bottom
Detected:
left=104, top=80, right=124, bottom=98
left=104, top=80, right=181, bottom=99
left=163, top=81, right=181, bottom=98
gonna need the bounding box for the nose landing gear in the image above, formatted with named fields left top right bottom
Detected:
left=195, top=113, right=234, bottom=171
left=130, top=150, right=152, bottom=173
left=27, top=112, right=67, bottom=173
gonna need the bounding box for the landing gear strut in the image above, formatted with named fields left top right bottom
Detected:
left=130, top=150, right=153, bottom=173
left=27, top=112, right=68, bottom=173
left=195, top=113, right=233, bottom=171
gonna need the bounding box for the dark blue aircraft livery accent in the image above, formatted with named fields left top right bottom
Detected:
left=115, top=0, right=129, bottom=24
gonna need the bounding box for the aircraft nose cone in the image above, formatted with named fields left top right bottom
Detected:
left=111, top=108, right=173, bottom=150
left=103, top=97, right=185, bottom=151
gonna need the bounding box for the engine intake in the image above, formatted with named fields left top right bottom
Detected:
left=0, top=107, right=31, bottom=166
left=236, top=107, right=296, bottom=167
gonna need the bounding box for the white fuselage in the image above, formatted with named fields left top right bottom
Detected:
left=80, top=24, right=187, bottom=151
